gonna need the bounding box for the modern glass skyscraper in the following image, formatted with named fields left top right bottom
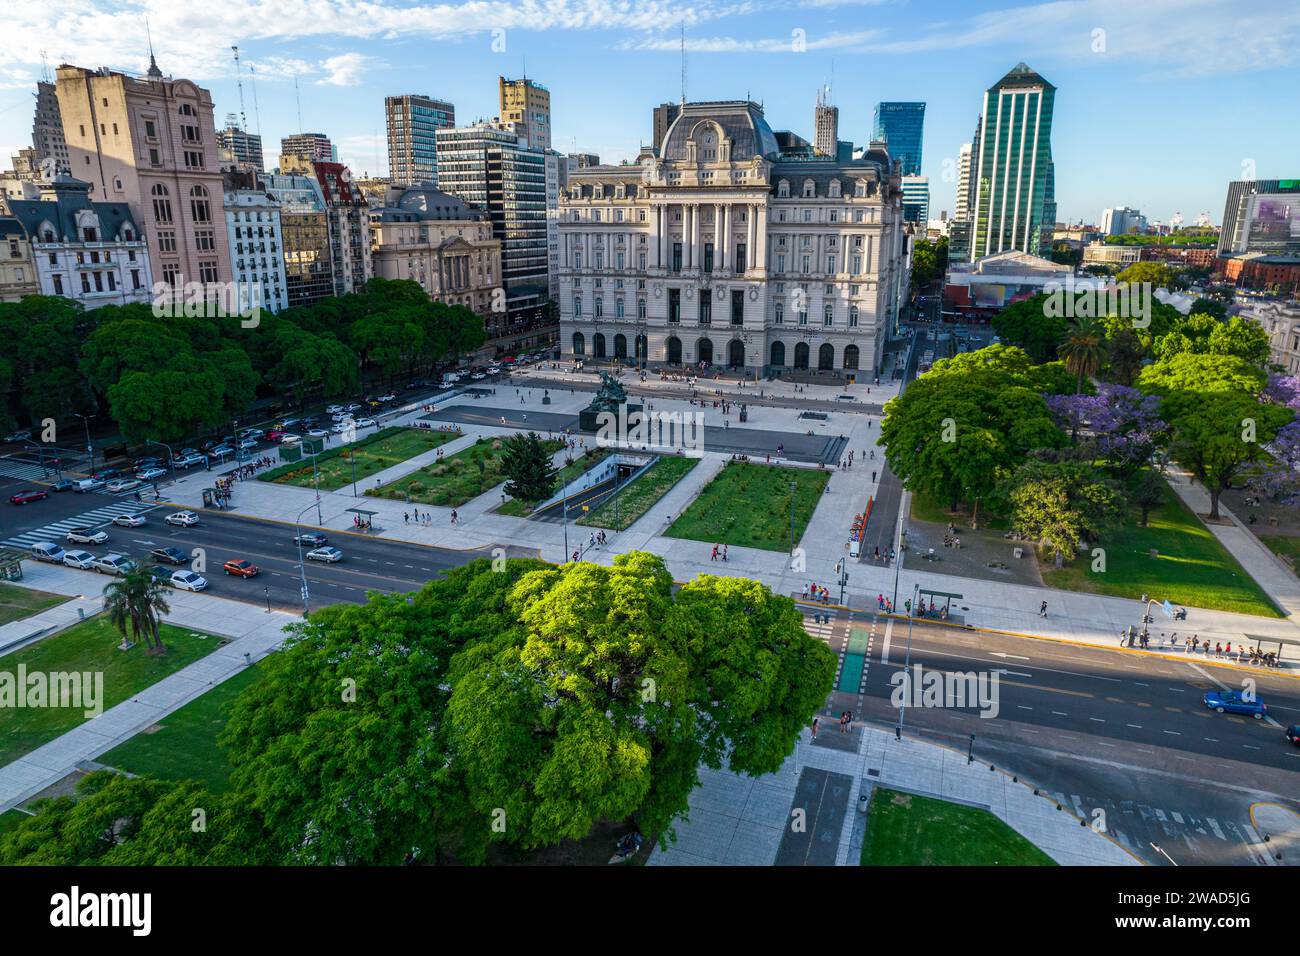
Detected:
left=872, top=102, right=925, bottom=177
left=386, top=94, right=456, bottom=187
left=970, top=64, right=1057, bottom=260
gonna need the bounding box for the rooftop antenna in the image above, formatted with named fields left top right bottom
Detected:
left=144, top=18, right=161, bottom=77
left=249, top=64, right=263, bottom=139
left=294, top=74, right=303, bottom=133
left=39, top=50, right=51, bottom=84
left=680, top=20, right=687, bottom=106
left=231, top=46, right=248, bottom=131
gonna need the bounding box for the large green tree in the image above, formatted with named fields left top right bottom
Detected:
left=500, top=432, right=559, bottom=504
left=1001, top=460, right=1125, bottom=564
left=1138, top=352, right=1268, bottom=397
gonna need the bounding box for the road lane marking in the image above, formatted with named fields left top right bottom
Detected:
left=1126, top=724, right=1142, bottom=729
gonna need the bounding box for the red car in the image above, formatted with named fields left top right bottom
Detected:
left=264, top=430, right=285, bottom=443
left=223, top=558, right=260, bottom=578
left=9, top=489, right=48, bottom=505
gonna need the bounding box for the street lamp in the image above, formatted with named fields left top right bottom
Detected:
left=294, top=501, right=318, bottom=617
left=788, top=480, right=797, bottom=556
left=147, top=439, right=175, bottom=475
left=894, top=583, right=920, bottom=741
left=73, top=412, right=93, bottom=471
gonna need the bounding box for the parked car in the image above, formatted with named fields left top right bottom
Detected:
left=150, top=546, right=189, bottom=565
left=147, top=565, right=175, bottom=585
left=238, top=438, right=258, bottom=450
left=264, top=430, right=286, bottom=443
left=92, top=553, right=137, bottom=575
left=294, top=532, right=327, bottom=547
left=345, top=403, right=362, bottom=413
left=171, top=570, right=208, bottom=592
left=180, top=447, right=200, bottom=458
left=1203, top=689, right=1267, bottom=719
left=279, top=433, right=302, bottom=445
left=470, top=372, right=487, bottom=380
left=3, top=428, right=32, bottom=443
left=325, top=405, right=344, bottom=415
left=306, top=428, right=328, bottom=439
left=208, top=444, right=234, bottom=458
left=9, top=489, right=48, bottom=505
left=164, top=511, right=199, bottom=527
left=91, top=467, right=122, bottom=481
left=330, top=421, right=353, bottom=434
left=239, top=428, right=265, bottom=441
left=71, top=477, right=105, bottom=493
left=377, top=393, right=396, bottom=403
left=50, top=478, right=75, bottom=493
left=106, top=478, right=142, bottom=493
left=30, top=542, right=65, bottom=563
left=112, top=513, right=147, bottom=527
left=1287, top=725, right=1300, bottom=748
left=354, top=418, right=377, bottom=429
left=136, top=467, right=167, bottom=481
left=223, top=558, right=260, bottom=578
left=306, top=546, right=343, bottom=563
left=66, top=527, right=108, bottom=544
left=62, top=549, right=97, bottom=570
left=173, top=454, right=204, bottom=468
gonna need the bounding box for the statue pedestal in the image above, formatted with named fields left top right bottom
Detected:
left=579, top=401, right=642, bottom=432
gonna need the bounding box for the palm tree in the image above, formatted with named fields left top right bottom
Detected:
left=103, top=565, right=171, bottom=655
left=1059, top=317, right=1108, bottom=394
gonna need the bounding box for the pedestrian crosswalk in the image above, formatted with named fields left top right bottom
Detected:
left=1043, top=790, right=1250, bottom=861
left=1, top=500, right=160, bottom=550
left=0, top=460, right=56, bottom=483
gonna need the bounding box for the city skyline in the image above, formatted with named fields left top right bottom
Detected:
left=0, top=0, right=1297, bottom=225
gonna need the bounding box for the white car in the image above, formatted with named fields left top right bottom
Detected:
left=66, top=527, right=108, bottom=544
left=325, top=404, right=344, bottom=414
left=238, top=438, right=258, bottom=450
left=106, top=478, right=142, bottom=493
left=136, top=467, right=167, bottom=481
left=471, top=372, right=487, bottom=380
left=171, top=570, right=208, bottom=591
left=279, top=433, right=302, bottom=445
left=92, top=553, right=136, bottom=575
left=377, top=393, right=396, bottom=403
left=112, top=513, right=147, bottom=527
left=62, top=549, right=97, bottom=570
left=164, top=511, right=199, bottom=527
left=173, top=454, right=204, bottom=468
left=306, top=546, right=343, bottom=563
left=354, top=418, right=377, bottom=428
left=306, top=428, right=328, bottom=439
left=330, top=421, right=353, bottom=434
left=239, top=428, right=264, bottom=441
left=345, top=403, right=362, bottom=413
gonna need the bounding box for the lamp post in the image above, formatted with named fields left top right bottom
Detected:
left=147, top=439, right=175, bottom=475
left=293, top=501, right=317, bottom=618
left=788, top=480, right=797, bottom=556
left=895, top=582, right=920, bottom=741
left=562, top=492, right=570, bottom=562
left=73, top=413, right=93, bottom=472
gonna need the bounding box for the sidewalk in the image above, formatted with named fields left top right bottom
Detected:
left=647, top=722, right=1139, bottom=866
left=0, top=593, right=102, bottom=655
left=1250, top=802, right=1300, bottom=865
left=0, top=563, right=296, bottom=813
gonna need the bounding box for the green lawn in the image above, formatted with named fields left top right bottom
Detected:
left=0, top=582, right=67, bottom=626
left=0, top=616, right=226, bottom=765
left=909, top=491, right=1009, bottom=531
left=98, top=665, right=264, bottom=792
left=1042, top=479, right=1282, bottom=617
left=259, top=427, right=460, bottom=491
left=498, top=448, right=611, bottom=516
left=368, top=436, right=565, bottom=508
left=860, top=788, right=1057, bottom=866
left=663, top=462, right=830, bottom=551
left=1259, top=534, right=1300, bottom=571
left=578, top=455, right=701, bottom=531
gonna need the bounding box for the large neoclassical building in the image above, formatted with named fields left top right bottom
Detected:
left=557, top=100, right=910, bottom=376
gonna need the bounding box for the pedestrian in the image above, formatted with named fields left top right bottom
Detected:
left=722, top=544, right=728, bottom=562
left=1038, top=600, right=1048, bottom=618
left=811, top=716, right=820, bottom=739
left=404, top=512, right=409, bottom=524
left=711, top=545, right=719, bottom=562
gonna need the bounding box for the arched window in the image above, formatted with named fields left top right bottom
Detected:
left=818, top=343, right=834, bottom=370
left=828, top=179, right=841, bottom=198
left=593, top=333, right=607, bottom=358
left=843, top=345, right=860, bottom=370
left=189, top=185, right=210, bottom=223
left=179, top=103, right=196, bottom=117
left=696, top=337, right=713, bottom=365
left=151, top=183, right=172, bottom=224
left=572, top=331, right=586, bottom=356
left=613, top=334, right=627, bottom=359
left=793, top=342, right=810, bottom=369
left=769, top=341, right=786, bottom=367
left=727, top=338, right=744, bottom=368
left=776, top=179, right=790, bottom=198
left=802, top=180, right=816, bottom=198
left=666, top=336, right=682, bottom=364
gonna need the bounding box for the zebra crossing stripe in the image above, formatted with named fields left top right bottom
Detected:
left=1, top=502, right=159, bottom=548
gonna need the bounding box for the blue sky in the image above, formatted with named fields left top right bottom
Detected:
left=3, top=0, right=1298, bottom=226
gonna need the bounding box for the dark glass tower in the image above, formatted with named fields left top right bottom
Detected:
left=872, top=102, right=926, bottom=177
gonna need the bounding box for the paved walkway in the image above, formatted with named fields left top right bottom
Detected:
left=0, top=593, right=102, bottom=655
left=1250, top=802, right=1300, bottom=865
left=648, top=723, right=1139, bottom=866
left=0, top=563, right=296, bottom=812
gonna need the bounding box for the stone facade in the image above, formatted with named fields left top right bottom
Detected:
left=557, top=100, right=908, bottom=376
left=0, top=217, right=39, bottom=301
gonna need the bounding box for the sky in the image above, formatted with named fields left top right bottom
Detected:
left=2, top=0, right=1298, bottom=226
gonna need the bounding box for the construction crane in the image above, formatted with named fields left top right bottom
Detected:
left=231, top=46, right=248, bottom=132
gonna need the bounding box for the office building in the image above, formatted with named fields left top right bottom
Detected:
left=280, top=133, right=336, bottom=166
left=0, top=217, right=39, bottom=301
left=902, top=176, right=930, bottom=225
left=32, top=81, right=70, bottom=177
left=369, top=183, right=502, bottom=320
left=969, top=64, right=1057, bottom=261
left=1101, top=206, right=1146, bottom=236
left=385, top=94, right=455, bottom=187
left=437, top=121, right=552, bottom=336
left=1217, top=179, right=1300, bottom=256
left=652, top=103, right=681, bottom=154
left=954, top=143, right=973, bottom=222
left=55, top=58, right=233, bottom=295
left=814, top=88, right=839, bottom=158
left=258, top=171, right=333, bottom=307
left=223, top=169, right=287, bottom=313
left=872, top=102, right=925, bottom=176
left=216, top=115, right=264, bottom=172
left=281, top=156, right=372, bottom=296
left=558, top=99, right=909, bottom=375
left=6, top=174, right=152, bottom=307
left=498, top=76, right=551, bottom=150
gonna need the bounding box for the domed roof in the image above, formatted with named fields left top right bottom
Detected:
left=659, top=101, right=779, bottom=162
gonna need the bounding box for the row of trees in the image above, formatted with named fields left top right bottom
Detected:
left=0, top=554, right=836, bottom=865
left=881, top=291, right=1299, bottom=560
left=0, top=278, right=486, bottom=445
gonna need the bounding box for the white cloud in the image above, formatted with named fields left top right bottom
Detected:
left=315, top=53, right=369, bottom=87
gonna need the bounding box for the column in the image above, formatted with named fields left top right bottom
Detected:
left=720, top=203, right=729, bottom=271
left=756, top=203, right=768, bottom=269
left=690, top=203, right=700, bottom=271
left=746, top=203, right=756, bottom=273
left=654, top=206, right=662, bottom=269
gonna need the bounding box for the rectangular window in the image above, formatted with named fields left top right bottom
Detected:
left=703, top=242, right=714, bottom=273
left=777, top=254, right=786, bottom=273
left=735, top=243, right=746, bottom=273
left=671, top=243, right=682, bottom=273
left=616, top=298, right=624, bottom=319
left=731, top=290, right=744, bottom=326
left=798, top=308, right=808, bottom=327
left=107, top=272, right=116, bottom=291
left=852, top=255, right=862, bottom=274
left=638, top=299, right=646, bottom=319
left=595, top=297, right=603, bottom=318
left=801, top=255, right=810, bottom=274
left=668, top=288, right=681, bottom=323
left=573, top=295, right=582, bottom=316
left=774, top=302, right=784, bottom=325
left=131, top=269, right=141, bottom=290
left=149, top=148, right=160, bottom=166
left=823, top=304, right=833, bottom=327
left=52, top=274, right=64, bottom=295
left=826, top=255, right=835, bottom=274
left=698, top=297, right=711, bottom=325
left=849, top=306, right=859, bottom=328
